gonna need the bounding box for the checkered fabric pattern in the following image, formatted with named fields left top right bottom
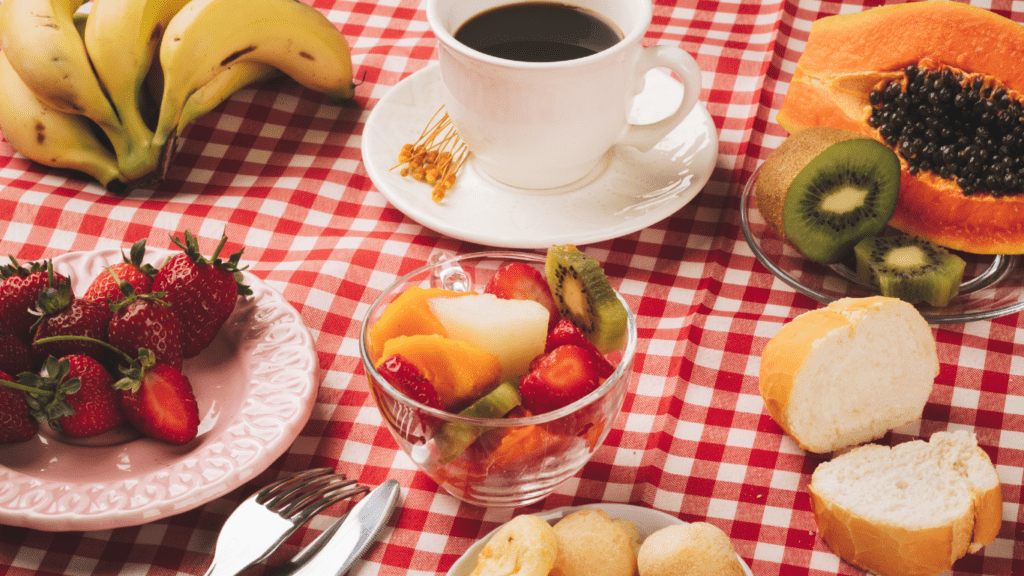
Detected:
left=1, top=1, right=1022, bottom=575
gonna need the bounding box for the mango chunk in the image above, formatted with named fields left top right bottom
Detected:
left=368, top=286, right=471, bottom=363
left=376, top=334, right=500, bottom=411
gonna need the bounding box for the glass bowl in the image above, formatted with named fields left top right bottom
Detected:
left=359, top=251, right=637, bottom=507
left=740, top=164, right=1024, bottom=323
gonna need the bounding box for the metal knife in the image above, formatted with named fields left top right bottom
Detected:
left=270, top=479, right=401, bottom=576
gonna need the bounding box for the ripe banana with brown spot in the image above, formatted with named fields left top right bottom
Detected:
left=154, top=0, right=354, bottom=162
left=0, top=51, right=125, bottom=192
left=176, top=62, right=282, bottom=138
left=83, top=0, right=193, bottom=180
left=0, top=0, right=134, bottom=168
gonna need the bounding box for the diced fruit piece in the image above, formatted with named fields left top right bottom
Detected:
left=854, top=234, right=966, bottom=307
left=519, top=344, right=602, bottom=414
left=368, top=286, right=471, bottom=363
left=545, top=318, right=616, bottom=378
left=545, top=245, right=627, bottom=354
left=484, top=262, right=560, bottom=331
left=479, top=423, right=565, bottom=470
left=377, top=354, right=444, bottom=410
left=376, top=334, right=500, bottom=411
left=435, top=381, right=522, bottom=464
left=114, top=350, right=200, bottom=445
left=428, top=293, right=548, bottom=381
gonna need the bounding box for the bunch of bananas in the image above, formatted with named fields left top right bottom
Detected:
left=0, top=0, right=354, bottom=193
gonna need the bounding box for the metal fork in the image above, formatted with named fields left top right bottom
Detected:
left=203, top=468, right=369, bottom=576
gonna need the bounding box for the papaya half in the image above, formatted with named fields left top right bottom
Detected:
left=776, top=1, right=1024, bottom=254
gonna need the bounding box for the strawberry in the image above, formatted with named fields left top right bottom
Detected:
left=109, top=290, right=184, bottom=370
left=152, top=231, right=251, bottom=358
left=113, top=349, right=199, bottom=445
left=82, top=239, right=157, bottom=306
left=377, top=354, right=444, bottom=410
left=0, top=328, right=32, bottom=376
left=518, top=344, right=602, bottom=414
left=545, top=318, right=616, bottom=378
left=0, top=257, right=69, bottom=342
left=484, top=262, right=560, bottom=331
left=0, top=369, right=38, bottom=443
left=19, top=355, right=126, bottom=438
left=31, top=272, right=112, bottom=364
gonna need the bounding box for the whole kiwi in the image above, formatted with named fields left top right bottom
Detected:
left=754, top=126, right=900, bottom=264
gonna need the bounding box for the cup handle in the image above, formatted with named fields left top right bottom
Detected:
left=619, top=45, right=703, bottom=152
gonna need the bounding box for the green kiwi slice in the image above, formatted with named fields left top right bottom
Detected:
left=545, top=244, right=627, bottom=354
left=854, top=234, right=967, bottom=307
left=435, top=381, right=521, bottom=464
left=782, top=138, right=901, bottom=264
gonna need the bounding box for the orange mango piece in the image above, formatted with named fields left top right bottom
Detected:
left=376, top=334, right=500, bottom=411
left=368, top=286, right=471, bottom=363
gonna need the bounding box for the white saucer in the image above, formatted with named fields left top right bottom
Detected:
left=445, top=503, right=754, bottom=576
left=362, top=63, right=719, bottom=249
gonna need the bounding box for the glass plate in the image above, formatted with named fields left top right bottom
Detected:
left=740, top=164, right=1024, bottom=324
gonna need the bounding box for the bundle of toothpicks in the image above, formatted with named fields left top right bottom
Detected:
left=393, top=106, right=470, bottom=202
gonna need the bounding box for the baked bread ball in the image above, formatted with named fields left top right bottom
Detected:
left=638, top=522, right=745, bottom=576
left=809, top=430, right=1002, bottom=576
left=469, top=514, right=558, bottom=576
left=759, top=296, right=938, bottom=453
left=549, top=509, right=637, bottom=576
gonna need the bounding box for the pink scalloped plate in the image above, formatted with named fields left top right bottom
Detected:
left=0, top=248, right=319, bottom=532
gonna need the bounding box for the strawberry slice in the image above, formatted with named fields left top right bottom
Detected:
left=484, top=262, right=560, bottom=331
left=377, top=354, right=444, bottom=410
left=518, top=344, right=602, bottom=414
left=545, top=318, right=616, bottom=378
left=114, top=350, right=200, bottom=446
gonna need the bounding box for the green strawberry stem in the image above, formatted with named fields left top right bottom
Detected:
left=171, top=229, right=252, bottom=296
left=33, top=335, right=134, bottom=364
left=33, top=335, right=161, bottom=394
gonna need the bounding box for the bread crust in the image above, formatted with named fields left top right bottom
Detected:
left=809, top=432, right=1003, bottom=576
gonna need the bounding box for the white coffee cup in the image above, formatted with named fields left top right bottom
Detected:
left=426, top=0, right=703, bottom=191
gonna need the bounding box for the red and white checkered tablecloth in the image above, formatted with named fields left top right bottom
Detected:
left=1, top=1, right=1022, bottom=575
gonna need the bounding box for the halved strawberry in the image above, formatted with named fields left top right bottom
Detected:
left=377, top=354, right=444, bottom=410
left=518, top=344, right=602, bottom=414
left=0, top=369, right=37, bottom=443
left=545, top=318, right=616, bottom=378
left=484, top=262, right=560, bottom=331
left=82, top=239, right=157, bottom=306
left=114, top=349, right=199, bottom=445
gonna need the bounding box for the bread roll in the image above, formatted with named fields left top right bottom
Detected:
left=549, top=509, right=637, bottom=576
left=637, top=522, right=746, bottom=576
left=469, top=514, right=558, bottom=576
left=759, top=296, right=937, bottom=453
left=809, top=430, right=1002, bottom=576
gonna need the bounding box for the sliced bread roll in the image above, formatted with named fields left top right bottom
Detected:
left=759, top=296, right=938, bottom=453
left=809, top=430, right=1002, bottom=576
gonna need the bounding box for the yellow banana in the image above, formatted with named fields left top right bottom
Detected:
left=0, top=0, right=134, bottom=169
left=0, top=51, right=125, bottom=192
left=83, top=0, right=192, bottom=179
left=176, top=62, right=282, bottom=138
left=154, top=0, right=354, bottom=160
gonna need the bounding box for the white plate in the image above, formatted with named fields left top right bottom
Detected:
left=446, top=503, right=754, bottom=576
left=362, top=63, right=719, bottom=249
left=0, top=248, right=319, bottom=532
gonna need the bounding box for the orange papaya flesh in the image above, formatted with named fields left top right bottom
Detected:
left=776, top=1, right=1024, bottom=254
left=368, top=286, right=472, bottom=363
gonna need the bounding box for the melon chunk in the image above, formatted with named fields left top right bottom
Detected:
left=428, top=293, right=549, bottom=381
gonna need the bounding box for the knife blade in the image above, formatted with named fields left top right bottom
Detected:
left=270, top=479, right=400, bottom=576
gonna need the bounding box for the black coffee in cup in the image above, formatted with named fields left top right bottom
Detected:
left=454, top=2, right=623, bottom=62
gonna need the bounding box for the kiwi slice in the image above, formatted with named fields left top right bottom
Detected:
left=545, top=244, right=627, bottom=354
left=854, top=234, right=966, bottom=307
left=755, top=127, right=901, bottom=264
left=435, top=381, right=521, bottom=464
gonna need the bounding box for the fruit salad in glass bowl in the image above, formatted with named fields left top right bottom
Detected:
left=359, top=247, right=637, bottom=507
